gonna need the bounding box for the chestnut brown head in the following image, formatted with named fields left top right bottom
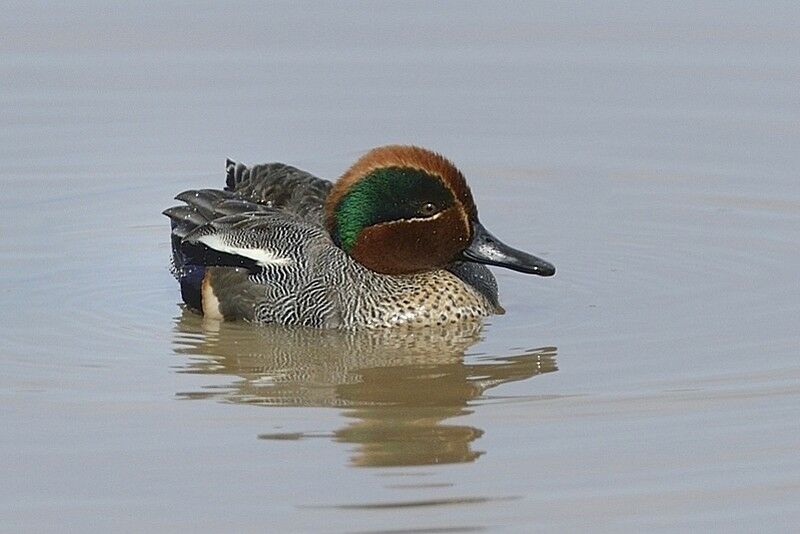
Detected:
left=325, top=145, right=555, bottom=277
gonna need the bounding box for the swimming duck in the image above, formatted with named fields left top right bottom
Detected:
left=164, top=145, right=554, bottom=328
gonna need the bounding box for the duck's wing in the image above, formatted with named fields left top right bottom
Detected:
left=224, top=159, right=333, bottom=225
left=164, top=186, right=335, bottom=269
left=164, top=189, right=344, bottom=324
left=178, top=210, right=329, bottom=276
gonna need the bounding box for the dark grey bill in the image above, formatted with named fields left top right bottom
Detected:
left=460, top=221, right=555, bottom=276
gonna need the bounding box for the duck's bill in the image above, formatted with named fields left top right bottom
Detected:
left=460, top=221, right=555, bottom=276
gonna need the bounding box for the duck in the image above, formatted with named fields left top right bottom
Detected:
left=164, top=145, right=555, bottom=328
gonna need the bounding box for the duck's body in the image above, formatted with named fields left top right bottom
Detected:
left=164, top=146, right=553, bottom=329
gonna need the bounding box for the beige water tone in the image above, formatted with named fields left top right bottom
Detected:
left=2, top=2, right=799, bottom=532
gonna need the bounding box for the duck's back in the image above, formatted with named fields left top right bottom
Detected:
left=224, top=160, right=332, bottom=226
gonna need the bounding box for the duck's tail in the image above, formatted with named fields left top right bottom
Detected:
left=163, top=189, right=234, bottom=275
left=163, top=188, right=267, bottom=311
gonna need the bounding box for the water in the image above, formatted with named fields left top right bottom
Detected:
left=2, top=2, right=799, bottom=532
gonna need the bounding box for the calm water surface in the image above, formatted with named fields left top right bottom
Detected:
left=2, top=2, right=799, bottom=532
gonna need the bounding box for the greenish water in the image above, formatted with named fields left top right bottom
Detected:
left=2, top=2, right=799, bottom=532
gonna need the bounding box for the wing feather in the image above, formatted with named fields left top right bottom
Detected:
left=224, top=160, right=333, bottom=224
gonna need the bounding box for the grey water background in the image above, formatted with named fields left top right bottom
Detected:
left=2, top=1, right=799, bottom=532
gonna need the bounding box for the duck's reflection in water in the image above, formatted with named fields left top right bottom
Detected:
left=173, top=310, right=557, bottom=467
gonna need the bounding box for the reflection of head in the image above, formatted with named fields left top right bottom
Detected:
left=174, top=310, right=557, bottom=467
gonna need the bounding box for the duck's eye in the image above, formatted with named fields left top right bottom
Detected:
left=418, top=202, right=438, bottom=217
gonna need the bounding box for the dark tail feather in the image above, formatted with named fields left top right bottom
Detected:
left=162, top=205, right=208, bottom=312
left=225, top=158, right=251, bottom=192
left=179, top=265, right=205, bottom=313
left=163, top=203, right=212, bottom=277
left=174, top=189, right=233, bottom=219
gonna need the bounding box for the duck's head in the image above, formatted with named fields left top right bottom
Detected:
left=325, top=145, right=555, bottom=277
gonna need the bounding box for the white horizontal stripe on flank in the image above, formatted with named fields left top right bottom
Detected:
left=198, top=235, right=293, bottom=267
